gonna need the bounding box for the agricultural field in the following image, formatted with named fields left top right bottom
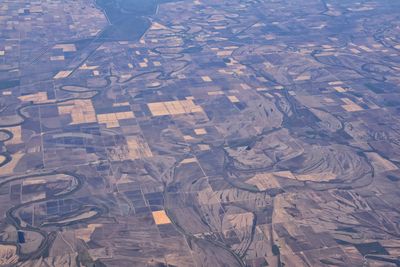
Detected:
left=0, top=0, right=400, bottom=266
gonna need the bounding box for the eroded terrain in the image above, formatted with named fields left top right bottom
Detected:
left=1, top=0, right=400, bottom=266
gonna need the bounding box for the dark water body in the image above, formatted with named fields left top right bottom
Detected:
left=0, top=79, right=19, bottom=90
left=18, top=231, right=25, bottom=243
left=95, top=0, right=174, bottom=41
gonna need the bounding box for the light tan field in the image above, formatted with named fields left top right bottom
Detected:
left=58, top=99, right=97, bottom=124
left=53, top=70, right=73, bottom=79
left=18, top=92, right=53, bottom=104
left=79, top=64, right=98, bottom=70
left=194, top=128, right=207, bottom=135
left=294, top=74, right=311, bottom=81
left=53, top=43, right=76, bottom=52
left=127, top=136, right=153, bottom=160
left=216, top=50, right=233, bottom=57
left=152, top=210, right=171, bottom=225
left=198, top=144, right=210, bottom=151
left=97, top=111, right=135, bottom=128
left=180, top=158, right=197, bottom=164
left=207, top=91, right=224, bottom=96
left=296, top=171, right=337, bottom=181
left=5, top=126, right=22, bottom=144
left=0, top=244, right=18, bottom=265
left=227, top=95, right=239, bottom=103
left=147, top=99, right=204, bottom=116
left=201, top=76, right=212, bottom=82
left=22, top=179, right=46, bottom=186
left=341, top=98, right=363, bottom=112
left=333, top=86, right=347, bottom=92
left=75, top=224, right=102, bottom=242
left=366, top=152, right=398, bottom=172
